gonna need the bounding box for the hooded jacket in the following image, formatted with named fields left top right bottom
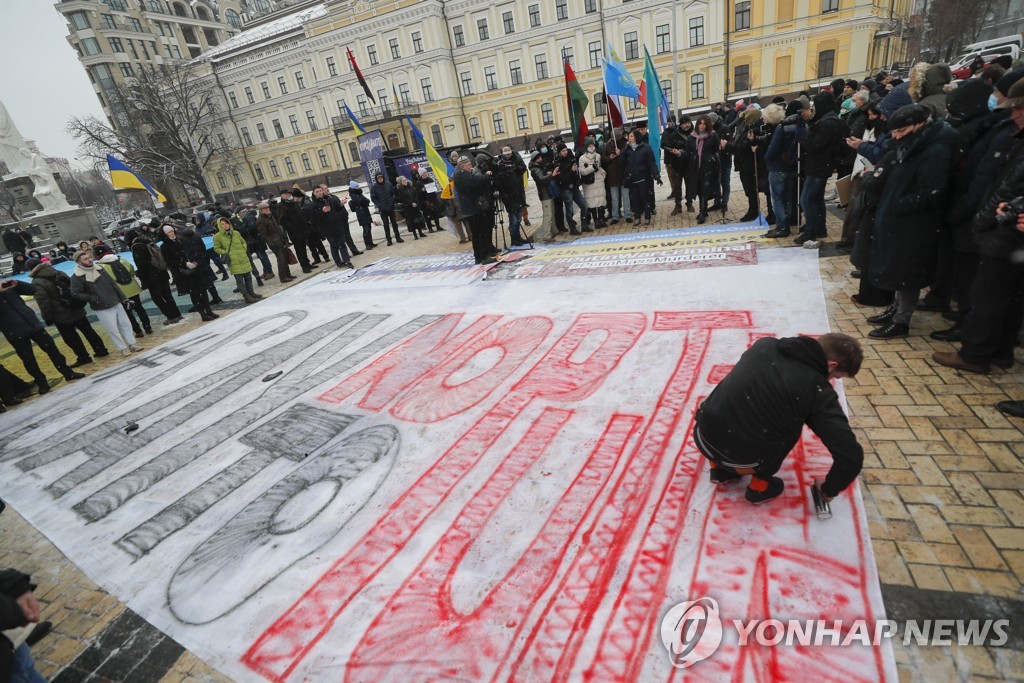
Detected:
left=909, top=62, right=952, bottom=119
left=30, top=262, right=87, bottom=326
left=695, top=336, right=864, bottom=498
left=0, top=281, right=43, bottom=340
left=972, top=126, right=1024, bottom=259
left=802, top=91, right=847, bottom=177
left=877, top=82, right=914, bottom=120
left=348, top=187, right=372, bottom=224
left=528, top=152, right=554, bottom=201
left=370, top=176, right=397, bottom=211
left=71, top=259, right=127, bottom=311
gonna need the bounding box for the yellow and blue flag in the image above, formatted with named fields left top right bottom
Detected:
left=106, top=155, right=167, bottom=204
left=405, top=116, right=454, bottom=188
left=343, top=101, right=367, bottom=135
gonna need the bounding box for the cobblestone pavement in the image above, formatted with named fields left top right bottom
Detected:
left=1, top=178, right=1022, bottom=682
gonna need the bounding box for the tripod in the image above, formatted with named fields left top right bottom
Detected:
left=492, top=192, right=534, bottom=254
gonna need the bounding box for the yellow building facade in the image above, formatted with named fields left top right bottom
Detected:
left=199, top=0, right=913, bottom=198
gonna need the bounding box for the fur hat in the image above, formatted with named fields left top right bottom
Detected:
left=761, top=103, right=785, bottom=125
left=741, top=108, right=762, bottom=125
left=946, top=78, right=994, bottom=122
left=887, top=103, right=929, bottom=129
left=785, top=100, right=804, bottom=117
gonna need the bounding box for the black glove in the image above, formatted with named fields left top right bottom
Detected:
left=656, top=178, right=664, bottom=186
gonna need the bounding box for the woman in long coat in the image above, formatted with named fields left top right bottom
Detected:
left=684, top=115, right=721, bottom=224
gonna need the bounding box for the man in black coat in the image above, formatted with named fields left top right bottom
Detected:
left=661, top=116, right=690, bottom=215
left=0, top=279, right=84, bottom=393
left=796, top=91, right=847, bottom=244
left=694, top=333, right=865, bottom=504
left=453, top=155, right=497, bottom=264
left=275, top=190, right=315, bottom=273
left=493, top=146, right=529, bottom=246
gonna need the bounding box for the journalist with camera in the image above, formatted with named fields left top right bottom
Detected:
left=492, top=146, right=529, bottom=246
left=453, top=155, right=498, bottom=264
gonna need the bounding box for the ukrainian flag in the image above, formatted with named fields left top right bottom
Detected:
left=107, top=155, right=167, bottom=204
left=342, top=102, right=367, bottom=135
left=405, top=116, right=454, bottom=188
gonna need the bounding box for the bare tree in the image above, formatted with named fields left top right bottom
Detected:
left=67, top=61, right=240, bottom=205
left=923, top=0, right=998, bottom=62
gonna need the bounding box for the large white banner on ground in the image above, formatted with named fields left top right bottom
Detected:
left=0, top=250, right=895, bottom=683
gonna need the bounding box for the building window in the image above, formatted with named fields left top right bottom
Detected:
left=492, top=112, right=505, bottom=135
left=661, top=79, right=672, bottom=106
left=127, top=39, right=139, bottom=59
left=326, top=56, right=337, bottom=76
left=585, top=0, right=597, bottom=13
left=277, top=76, right=288, bottom=95
left=69, top=11, right=90, bottom=30
left=295, top=71, right=305, bottom=89
left=272, top=119, right=284, bottom=138
left=431, top=124, right=443, bottom=147
left=735, top=1, right=751, bottom=31
left=81, top=38, right=101, bottom=55
left=232, top=169, right=241, bottom=184
left=734, top=64, right=750, bottom=91
left=469, top=117, right=481, bottom=138
left=689, top=17, right=705, bottom=47
left=398, top=84, right=411, bottom=105
left=589, top=41, right=602, bottom=69
left=477, top=18, right=489, bottom=40
left=412, top=32, right=423, bottom=53
left=516, top=107, right=528, bottom=129
left=377, top=88, right=388, bottom=107
left=261, top=81, right=271, bottom=99
left=389, top=38, right=401, bottom=59
left=822, top=0, right=840, bottom=12
left=289, top=114, right=300, bottom=135
left=460, top=71, right=473, bottom=95
left=241, top=126, right=252, bottom=145
left=529, top=4, right=540, bottom=27
left=348, top=141, right=358, bottom=163
left=253, top=164, right=264, bottom=181
left=485, top=66, right=498, bottom=90
left=216, top=172, right=227, bottom=189
left=226, top=9, right=241, bottom=29
left=101, top=14, right=116, bottom=29
left=624, top=32, right=638, bottom=60
left=319, top=149, right=330, bottom=167
left=690, top=73, right=705, bottom=100
left=535, top=53, right=548, bottom=79
left=503, top=11, right=515, bottom=34
left=109, top=37, right=124, bottom=52
left=817, top=49, right=835, bottom=78
left=228, top=92, right=238, bottom=108
left=256, top=123, right=268, bottom=142
left=285, top=157, right=295, bottom=175
left=556, top=0, right=568, bottom=21
left=421, top=77, right=434, bottom=102
left=367, top=45, right=378, bottom=65
left=357, top=94, right=368, bottom=114
left=118, top=63, right=134, bottom=77
left=244, top=86, right=255, bottom=104
left=129, top=17, right=143, bottom=31
left=509, top=60, right=522, bottom=85
left=107, top=0, right=127, bottom=11
left=594, top=92, right=606, bottom=117
left=147, top=0, right=164, bottom=12
left=541, top=101, right=553, bottom=125
left=453, top=25, right=464, bottom=47
left=269, top=160, right=279, bottom=177
left=561, top=46, right=574, bottom=69
left=301, top=153, right=312, bottom=171
left=656, top=24, right=671, bottom=54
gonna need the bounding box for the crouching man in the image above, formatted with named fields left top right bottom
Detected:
left=693, top=333, right=865, bottom=504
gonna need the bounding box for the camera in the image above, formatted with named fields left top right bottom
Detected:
left=996, top=196, right=1024, bottom=230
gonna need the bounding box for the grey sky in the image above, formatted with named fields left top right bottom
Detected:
left=0, top=0, right=107, bottom=167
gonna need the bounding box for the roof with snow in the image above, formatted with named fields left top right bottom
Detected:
left=200, top=3, right=327, bottom=62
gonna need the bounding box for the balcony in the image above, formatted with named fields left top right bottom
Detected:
left=332, top=102, right=421, bottom=132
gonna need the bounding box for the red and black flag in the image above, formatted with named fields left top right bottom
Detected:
left=347, top=46, right=376, bottom=104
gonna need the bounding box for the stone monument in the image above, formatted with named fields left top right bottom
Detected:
left=0, top=99, right=101, bottom=255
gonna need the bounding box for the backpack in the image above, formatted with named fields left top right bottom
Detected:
left=55, top=272, right=85, bottom=310
left=147, top=242, right=167, bottom=271
left=108, top=258, right=134, bottom=285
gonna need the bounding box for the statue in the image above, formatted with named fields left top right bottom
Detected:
left=0, top=99, right=74, bottom=212
left=0, top=100, right=29, bottom=177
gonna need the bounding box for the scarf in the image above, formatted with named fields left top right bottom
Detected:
left=74, top=262, right=101, bottom=283
left=691, top=130, right=709, bottom=164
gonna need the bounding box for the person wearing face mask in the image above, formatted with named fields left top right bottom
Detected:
left=370, top=173, right=399, bottom=241
left=684, top=116, right=721, bottom=224
left=552, top=142, right=590, bottom=234
left=661, top=116, right=691, bottom=215
left=601, top=133, right=630, bottom=224
left=493, top=146, right=529, bottom=245
left=528, top=147, right=557, bottom=242
left=622, top=129, right=661, bottom=226
left=578, top=137, right=607, bottom=229
left=859, top=104, right=959, bottom=339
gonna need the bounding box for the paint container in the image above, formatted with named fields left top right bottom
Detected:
left=810, top=480, right=832, bottom=520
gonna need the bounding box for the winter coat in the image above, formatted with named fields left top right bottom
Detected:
left=97, top=254, right=141, bottom=298
left=492, top=153, right=528, bottom=207
left=846, top=104, right=870, bottom=139
left=908, top=62, right=952, bottom=120
left=213, top=226, right=253, bottom=275
left=130, top=238, right=170, bottom=290
left=275, top=199, right=308, bottom=241
left=370, top=178, right=397, bottom=211
left=578, top=151, right=607, bottom=207
left=349, top=188, right=373, bottom=225
left=554, top=151, right=582, bottom=189
left=71, top=263, right=127, bottom=311
left=160, top=237, right=197, bottom=295
left=684, top=132, right=721, bottom=197
left=601, top=140, right=627, bottom=186
left=695, top=336, right=864, bottom=498
left=725, top=109, right=763, bottom=179
left=973, top=127, right=1024, bottom=259
left=257, top=213, right=288, bottom=250
left=529, top=154, right=554, bottom=201
left=29, top=263, right=87, bottom=326
left=867, top=119, right=959, bottom=291
left=946, top=111, right=1015, bottom=253
left=622, top=142, right=659, bottom=185
left=453, top=166, right=492, bottom=218
left=395, top=182, right=424, bottom=224
left=0, top=281, right=43, bottom=339
left=239, top=210, right=267, bottom=251
left=309, top=195, right=344, bottom=240
left=764, top=117, right=801, bottom=174
left=660, top=125, right=688, bottom=173
left=802, top=92, right=848, bottom=177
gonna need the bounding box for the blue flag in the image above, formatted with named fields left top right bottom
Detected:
left=643, top=48, right=663, bottom=167
left=604, top=41, right=640, bottom=99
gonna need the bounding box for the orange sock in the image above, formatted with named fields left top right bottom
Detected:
left=749, top=477, right=770, bottom=492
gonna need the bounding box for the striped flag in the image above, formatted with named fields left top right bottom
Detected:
left=347, top=46, right=375, bottom=103
left=342, top=101, right=366, bottom=135
left=106, top=155, right=166, bottom=204
left=405, top=116, right=454, bottom=188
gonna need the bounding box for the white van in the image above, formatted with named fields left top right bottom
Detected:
left=951, top=33, right=1024, bottom=72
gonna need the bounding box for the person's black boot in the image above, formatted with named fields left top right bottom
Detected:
left=745, top=476, right=784, bottom=504
left=868, top=322, right=910, bottom=339
left=930, top=326, right=962, bottom=342
left=867, top=306, right=897, bottom=325
left=997, top=400, right=1024, bottom=418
